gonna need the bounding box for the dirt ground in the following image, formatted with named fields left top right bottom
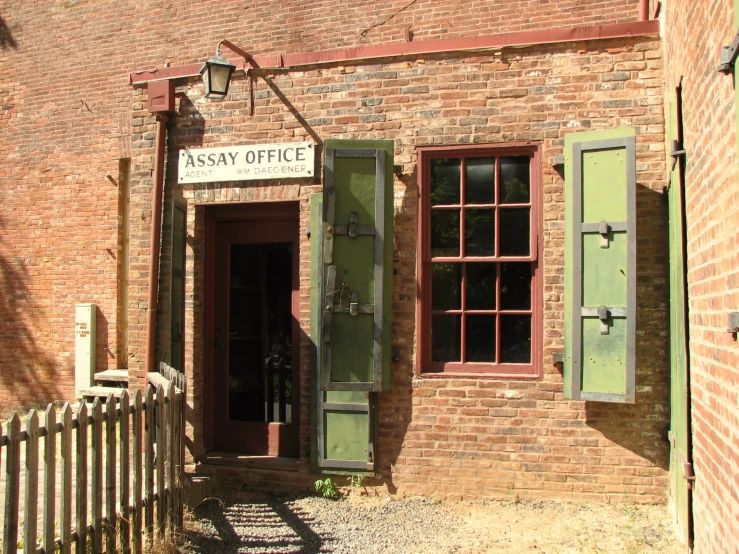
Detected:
left=182, top=492, right=687, bottom=554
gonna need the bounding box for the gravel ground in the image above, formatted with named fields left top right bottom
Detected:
left=182, top=493, right=685, bottom=554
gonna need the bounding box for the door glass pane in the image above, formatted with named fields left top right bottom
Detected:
left=465, top=157, right=495, bottom=204
left=499, top=314, right=531, bottom=363
left=228, top=242, right=293, bottom=423
left=432, top=263, right=462, bottom=310
left=466, top=315, right=496, bottom=362
left=499, top=208, right=530, bottom=256
left=466, top=263, right=497, bottom=310
left=465, top=209, right=495, bottom=256
left=431, top=158, right=461, bottom=205
left=431, top=210, right=460, bottom=257
left=432, top=315, right=461, bottom=362
left=500, top=262, right=531, bottom=310
left=500, top=156, right=530, bottom=203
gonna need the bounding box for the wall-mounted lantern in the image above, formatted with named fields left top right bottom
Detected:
left=200, top=42, right=237, bottom=99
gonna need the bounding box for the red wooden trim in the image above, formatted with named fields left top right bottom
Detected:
left=130, top=21, right=660, bottom=84
left=416, top=144, right=543, bottom=378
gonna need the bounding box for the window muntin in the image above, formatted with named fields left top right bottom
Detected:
left=420, top=146, right=541, bottom=377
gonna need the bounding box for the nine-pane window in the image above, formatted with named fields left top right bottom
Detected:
left=419, top=146, right=541, bottom=377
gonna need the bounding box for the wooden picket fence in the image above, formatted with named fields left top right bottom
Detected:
left=1, top=363, right=187, bottom=554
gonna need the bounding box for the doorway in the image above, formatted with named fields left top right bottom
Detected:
left=205, top=203, right=300, bottom=457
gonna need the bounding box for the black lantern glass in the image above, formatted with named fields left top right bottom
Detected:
left=200, top=53, right=236, bottom=99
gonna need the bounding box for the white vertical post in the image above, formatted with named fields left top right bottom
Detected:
left=75, top=303, right=96, bottom=397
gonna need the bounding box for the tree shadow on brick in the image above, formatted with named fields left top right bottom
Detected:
left=584, top=184, right=671, bottom=476
left=0, top=216, right=61, bottom=417
left=171, top=94, right=207, bottom=148
left=0, top=15, right=18, bottom=50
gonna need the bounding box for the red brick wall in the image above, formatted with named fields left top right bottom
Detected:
left=124, top=36, right=670, bottom=502
left=662, top=1, right=739, bottom=551
left=0, top=0, right=671, bottom=504
left=0, top=0, right=645, bottom=416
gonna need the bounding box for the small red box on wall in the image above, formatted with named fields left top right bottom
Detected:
left=147, top=80, right=176, bottom=114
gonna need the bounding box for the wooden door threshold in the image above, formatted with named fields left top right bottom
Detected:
left=199, top=452, right=300, bottom=472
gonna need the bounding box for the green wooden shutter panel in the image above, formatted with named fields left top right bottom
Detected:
left=170, top=196, right=187, bottom=371
left=564, top=129, right=636, bottom=403
left=319, top=141, right=393, bottom=392
left=667, top=95, right=692, bottom=544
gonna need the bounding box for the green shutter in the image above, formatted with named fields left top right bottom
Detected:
left=311, top=193, right=377, bottom=472
left=564, top=128, right=636, bottom=403
left=667, top=95, right=692, bottom=544
left=318, top=140, right=394, bottom=392
left=170, top=196, right=187, bottom=371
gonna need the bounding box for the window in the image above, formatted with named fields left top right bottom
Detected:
left=418, top=144, right=542, bottom=377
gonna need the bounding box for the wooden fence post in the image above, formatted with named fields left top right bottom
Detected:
left=3, top=412, right=21, bottom=554
left=91, top=397, right=103, bottom=554
left=155, top=383, right=166, bottom=540
left=133, top=389, right=143, bottom=554
left=60, top=403, right=73, bottom=554
left=166, top=379, right=177, bottom=534
left=105, top=394, right=117, bottom=554
left=24, top=410, right=39, bottom=554
left=120, top=390, right=131, bottom=553
left=43, top=404, right=57, bottom=554
left=76, top=402, right=88, bottom=553
left=144, top=386, right=155, bottom=545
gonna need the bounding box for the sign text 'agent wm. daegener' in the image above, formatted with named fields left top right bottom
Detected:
left=178, top=142, right=315, bottom=183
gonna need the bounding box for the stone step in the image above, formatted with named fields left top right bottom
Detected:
left=94, top=369, right=129, bottom=383
left=78, top=386, right=126, bottom=400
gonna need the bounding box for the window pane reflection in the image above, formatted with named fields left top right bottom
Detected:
left=465, top=158, right=495, bottom=204
left=432, top=263, right=462, bottom=310
left=431, top=210, right=460, bottom=257
left=465, top=209, right=495, bottom=256
left=466, top=315, right=497, bottom=362
left=500, top=315, right=531, bottom=363
left=499, top=208, right=529, bottom=256
left=466, top=263, right=497, bottom=310
left=500, top=263, right=531, bottom=310
left=432, top=315, right=461, bottom=362
left=500, top=156, right=530, bottom=203
left=431, top=158, right=461, bottom=205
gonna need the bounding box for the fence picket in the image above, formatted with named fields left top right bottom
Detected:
left=43, top=404, right=57, bottom=554
left=0, top=366, right=187, bottom=554
left=91, top=397, right=104, bottom=554
left=105, top=394, right=117, bottom=554
left=75, top=402, right=88, bottom=553
left=132, top=389, right=143, bottom=554
left=155, top=384, right=166, bottom=537
left=23, top=410, right=39, bottom=554
left=144, top=386, right=155, bottom=544
left=166, top=380, right=177, bottom=534
left=59, top=403, right=73, bottom=554
left=3, top=412, right=20, bottom=554
left=120, top=390, right=131, bottom=553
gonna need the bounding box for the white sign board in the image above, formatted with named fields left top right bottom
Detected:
left=178, top=142, right=315, bottom=183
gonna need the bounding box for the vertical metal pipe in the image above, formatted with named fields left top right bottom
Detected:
left=145, top=114, right=169, bottom=376
left=639, top=0, right=649, bottom=21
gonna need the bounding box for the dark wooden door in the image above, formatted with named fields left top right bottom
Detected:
left=211, top=215, right=299, bottom=456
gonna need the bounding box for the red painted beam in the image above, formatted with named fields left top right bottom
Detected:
left=130, top=20, right=659, bottom=85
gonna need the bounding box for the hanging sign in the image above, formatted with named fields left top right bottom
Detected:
left=178, top=142, right=315, bottom=183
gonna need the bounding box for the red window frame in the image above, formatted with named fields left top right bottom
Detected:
left=416, top=143, right=543, bottom=378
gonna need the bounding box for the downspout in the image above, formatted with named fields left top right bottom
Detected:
left=144, top=114, right=169, bottom=376
left=639, top=0, right=649, bottom=21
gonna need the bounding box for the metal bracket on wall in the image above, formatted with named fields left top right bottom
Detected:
left=727, top=312, right=739, bottom=338
left=718, top=30, right=739, bottom=73
left=670, top=140, right=686, bottom=170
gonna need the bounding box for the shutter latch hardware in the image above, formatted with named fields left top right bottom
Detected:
left=599, top=220, right=610, bottom=248
left=670, top=140, right=686, bottom=170
left=597, top=305, right=610, bottom=335
left=718, top=30, right=739, bottom=73
left=349, top=292, right=359, bottom=316
left=348, top=212, right=358, bottom=238
left=682, top=462, right=696, bottom=488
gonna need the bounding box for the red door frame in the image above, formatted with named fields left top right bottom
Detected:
left=203, top=201, right=300, bottom=455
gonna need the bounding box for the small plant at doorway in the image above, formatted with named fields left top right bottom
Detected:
left=315, top=477, right=340, bottom=500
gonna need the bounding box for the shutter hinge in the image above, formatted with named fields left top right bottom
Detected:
left=682, top=461, right=696, bottom=488
left=718, top=30, right=739, bottom=73
left=670, top=140, right=686, bottom=170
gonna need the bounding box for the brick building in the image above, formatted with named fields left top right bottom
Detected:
left=0, top=0, right=737, bottom=550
